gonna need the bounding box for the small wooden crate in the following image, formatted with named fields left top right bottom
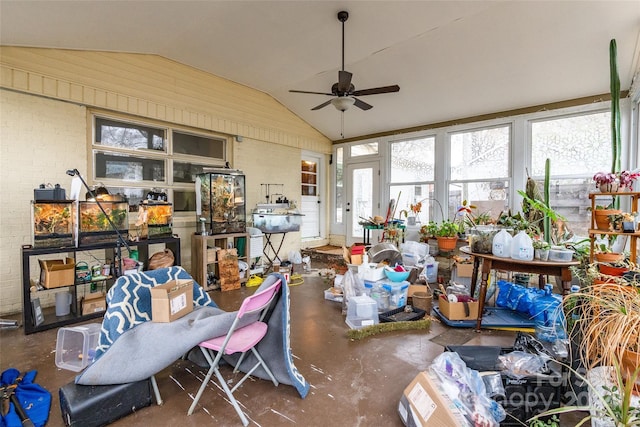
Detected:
left=217, top=249, right=240, bottom=291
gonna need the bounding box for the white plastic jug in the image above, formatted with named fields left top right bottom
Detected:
left=423, top=257, right=439, bottom=282
left=55, top=291, right=72, bottom=316
left=510, top=230, right=534, bottom=261
left=492, top=229, right=513, bottom=258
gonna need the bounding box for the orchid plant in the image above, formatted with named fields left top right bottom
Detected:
left=593, top=172, right=617, bottom=185
left=618, top=170, right=640, bottom=190
left=593, top=171, right=640, bottom=191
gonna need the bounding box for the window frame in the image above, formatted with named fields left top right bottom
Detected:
left=332, top=100, right=634, bottom=238
left=89, top=111, right=231, bottom=217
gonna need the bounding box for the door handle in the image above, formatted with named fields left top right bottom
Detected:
left=346, top=208, right=350, bottom=212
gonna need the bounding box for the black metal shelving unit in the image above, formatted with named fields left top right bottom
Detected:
left=21, top=236, right=181, bottom=334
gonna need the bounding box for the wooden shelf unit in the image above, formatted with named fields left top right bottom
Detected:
left=191, top=233, right=250, bottom=291
left=21, top=236, right=181, bottom=334
left=588, top=191, right=639, bottom=263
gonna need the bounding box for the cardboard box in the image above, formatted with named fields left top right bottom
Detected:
left=82, top=292, right=106, bottom=315
left=437, top=295, right=479, bottom=320
left=398, top=371, right=471, bottom=427
left=150, top=279, right=193, bottom=322
left=456, top=262, right=474, bottom=278
left=39, top=258, right=75, bottom=289
left=350, top=254, right=363, bottom=265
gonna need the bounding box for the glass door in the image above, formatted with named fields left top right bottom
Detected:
left=345, top=161, right=380, bottom=246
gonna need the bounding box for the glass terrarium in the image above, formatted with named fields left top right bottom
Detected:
left=197, top=168, right=246, bottom=234
left=133, top=202, right=173, bottom=240
left=31, top=201, right=75, bottom=248
left=78, top=201, right=129, bottom=246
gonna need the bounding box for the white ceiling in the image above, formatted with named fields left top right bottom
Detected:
left=1, top=1, right=639, bottom=141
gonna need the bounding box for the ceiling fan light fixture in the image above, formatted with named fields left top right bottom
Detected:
left=331, top=96, right=355, bottom=111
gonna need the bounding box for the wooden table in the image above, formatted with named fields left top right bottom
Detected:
left=459, top=246, right=580, bottom=332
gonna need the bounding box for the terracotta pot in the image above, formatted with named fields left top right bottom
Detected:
left=598, top=263, right=629, bottom=276
left=436, top=236, right=458, bottom=252
left=621, top=349, right=640, bottom=393
left=594, top=252, right=624, bottom=263
left=594, top=209, right=622, bottom=231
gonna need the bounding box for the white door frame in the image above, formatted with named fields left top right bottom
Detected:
left=301, top=151, right=325, bottom=241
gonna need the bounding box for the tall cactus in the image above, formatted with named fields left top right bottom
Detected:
left=610, top=39, right=621, bottom=209
left=544, top=158, right=551, bottom=244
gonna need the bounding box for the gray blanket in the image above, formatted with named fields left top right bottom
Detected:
left=76, top=273, right=309, bottom=398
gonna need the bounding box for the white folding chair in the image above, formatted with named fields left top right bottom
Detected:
left=187, top=280, right=282, bottom=425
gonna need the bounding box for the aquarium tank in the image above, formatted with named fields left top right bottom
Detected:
left=197, top=168, right=246, bottom=234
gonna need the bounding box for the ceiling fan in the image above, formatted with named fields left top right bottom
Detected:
left=290, top=10, right=400, bottom=112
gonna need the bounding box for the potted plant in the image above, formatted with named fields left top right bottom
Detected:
left=568, top=265, right=640, bottom=391
left=532, top=239, right=551, bottom=261
left=618, top=170, right=640, bottom=191
left=528, top=358, right=640, bottom=427
left=400, top=201, right=423, bottom=226
left=421, top=220, right=461, bottom=252
left=592, top=204, right=623, bottom=231
left=593, top=171, right=619, bottom=193
left=594, top=241, right=625, bottom=264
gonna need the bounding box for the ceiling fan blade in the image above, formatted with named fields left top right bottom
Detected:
left=337, top=71, right=353, bottom=93
left=352, top=85, right=400, bottom=96
left=311, top=99, right=333, bottom=110
left=290, top=89, right=334, bottom=96
left=353, top=98, right=373, bottom=111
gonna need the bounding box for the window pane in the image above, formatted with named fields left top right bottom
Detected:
left=390, top=137, right=435, bottom=182
left=302, top=185, right=316, bottom=196
left=302, top=160, right=317, bottom=173
left=531, top=112, right=611, bottom=176
left=174, top=190, right=196, bottom=212
left=335, top=147, right=344, bottom=223
left=390, top=184, right=436, bottom=224
left=96, top=118, right=165, bottom=151
left=173, top=131, right=225, bottom=159
left=534, top=178, right=591, bottom=238
left=104, top=186, right=154, bottom=212
left=450, top=125, right=510, bottom=180
left=173, top=162, right=212, bottom=183
left=95, top=151, right=165, bottom=182
left=350, top=142, right=378, bottom=157
left=448, top=181, right=509, bottom=224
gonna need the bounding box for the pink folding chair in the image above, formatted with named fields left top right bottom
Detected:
left=187, top=280, right=282, bottom=425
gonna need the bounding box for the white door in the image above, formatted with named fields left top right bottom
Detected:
left=301, top=153, right=322, bottom=239
left=346, top=161, right=380, bottom=246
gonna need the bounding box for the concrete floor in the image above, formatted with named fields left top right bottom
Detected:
left=0, top=266, right=587, bottom=427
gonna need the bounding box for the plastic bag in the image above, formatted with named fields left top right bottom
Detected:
left=429, top=352, right=505, bottom=426
left=495, top=280, right=513, bottom=308
left=288, top=250, right=302, bottom=264
left=498, top=351, right=549, bottom=379
left=341, top=269, right=365, bottom=315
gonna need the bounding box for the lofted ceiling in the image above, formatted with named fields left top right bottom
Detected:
left=1, top=1, right=639, bottom=142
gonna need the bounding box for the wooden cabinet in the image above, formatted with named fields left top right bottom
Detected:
left=21, top=236, right=181, bottom=334
left=588, top=191, right=639, bottom=263
left=191, top=233, right=250, bottom=291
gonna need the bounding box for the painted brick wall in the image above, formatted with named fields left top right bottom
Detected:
left=0, top=90, right=87, bottom=314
